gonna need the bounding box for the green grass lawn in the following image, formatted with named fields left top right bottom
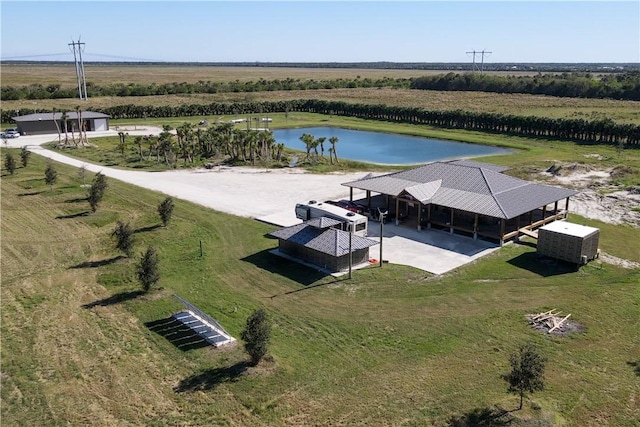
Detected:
left=1, top=149, right=639, bottom=426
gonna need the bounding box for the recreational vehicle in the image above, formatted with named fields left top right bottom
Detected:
left=295, top=200, right=368, bottom=237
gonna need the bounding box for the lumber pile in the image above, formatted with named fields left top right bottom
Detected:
left=526, top=309, right=572, bottom=334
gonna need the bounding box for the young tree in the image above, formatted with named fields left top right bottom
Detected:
left=136, top=246, right=160, bottom=292
left=157, top=197, right=175, bottom=227
left=44, top=162, right=57, bottom=189
left=20, top=147, right=31, bottom=167
left=78, top=164, right=87, bottom=187
left=112, top=221, right=135, bottom=257
left=4, top=152, right=16, bottom=175
left=240, top=308, right=271, bottom=366
left=87, top=172, right=108, bottom=212
left=504, top=343, right=547, bottom=410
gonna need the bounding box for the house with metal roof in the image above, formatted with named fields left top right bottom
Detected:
left=343, top=160, right=578, bottom=245
left=11, top=111, right=110, bottom=136
left=268, top=217, right=379, bottom=272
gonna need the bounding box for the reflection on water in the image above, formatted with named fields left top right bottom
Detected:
left=272, top=127, right=512, bottom=165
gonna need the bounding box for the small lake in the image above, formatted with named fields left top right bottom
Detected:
left=272, top=127, right=512, bottom=165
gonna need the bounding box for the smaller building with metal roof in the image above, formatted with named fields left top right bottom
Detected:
left=268, top=217, right=378, bottom=272
left=11, top=111, right=110, bottom=136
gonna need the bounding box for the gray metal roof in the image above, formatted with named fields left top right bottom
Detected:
left=343, top=160, right=578, bottom=219
left=12, top=111, right=110, bottom=121
left=268, top=223, right=378, bottom=257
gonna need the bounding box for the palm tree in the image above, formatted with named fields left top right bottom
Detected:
left=329, top=136, right=339, bottom=164
left=317, top=137, right=326, bottom=158
left=52, top=108, right=61, bottom=146
left=60, top=111, right=69, bottom=145
left=300, top=133, right=314, bottom=161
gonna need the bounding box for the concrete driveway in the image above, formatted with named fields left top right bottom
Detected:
left=4, top=129, right=499, bottom=274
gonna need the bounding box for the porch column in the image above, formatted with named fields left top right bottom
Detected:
left=554, top=201, right=558, bottom=215
left=395, top=197, right=400, bottom=225
left=449, top=209, right=454, bottom=234
left=427, top=204, right=432, bottom=228
left=473, top=213, right=479, bottom=240
left=542, top=204, right=547, bottom=221
left=499, top=219, right=506, bottom=246
left=565, top=197, right=570, bottom=218
left=417, top=202, right=422, bottom=231
left=350, top=187, right=353, bottom=201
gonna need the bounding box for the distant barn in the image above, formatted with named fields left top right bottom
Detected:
left=11, top=111, right=110, bottom=136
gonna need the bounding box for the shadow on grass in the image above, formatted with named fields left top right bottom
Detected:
left=17, top=190, right=45, bottom=196
left=134, top=224, right=162, bottom=234
left=56, top=211, right=91, bottom=219
left=241, top=249, right=328, bottom=286
left=82, top=290, right=144, bottom=309
left=65, top=196, right=88, bottom=203
left=448, top=406, right=513, bottom=427
left=507, top=252, right=578, bottom=277
left=146, top=316, right=212, bottom=352
left=70, top=255, right=125, bottom=269
left=269, top=278, right=341, bottom=299
left=627, top=360, right=640, bottom=376
left=174, top=361, right=248, bottom=393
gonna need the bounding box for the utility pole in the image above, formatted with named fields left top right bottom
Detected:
left=348, top=222, right=353, bottom=279
left=466, top=49, right=492, bottom=74
left=378, top=208, right=388, bottom=268
left=69, top=38, right=88, bottom=100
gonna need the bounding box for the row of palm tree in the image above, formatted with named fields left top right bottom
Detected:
left=52, top=106, right=89, bottom=148
left=299, top=133, right=340, bottom=164
left=126, top=123, right=287, bottom=167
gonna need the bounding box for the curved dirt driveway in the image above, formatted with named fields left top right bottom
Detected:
left=4, top=128, right=369, bottom=226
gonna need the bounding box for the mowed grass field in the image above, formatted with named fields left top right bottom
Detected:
left=2, top=150, right=639, bottom=426
left=2, top=64, right=639, bottom=124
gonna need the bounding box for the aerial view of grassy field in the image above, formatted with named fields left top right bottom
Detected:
left=1, top=143, right=639, bottom=426
left=2, top=50, right=640, bottom=427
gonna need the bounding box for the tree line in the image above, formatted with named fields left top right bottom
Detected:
left=0, top=76, right=409, bottom=100
left=410, top=72, right=640, bottom=100
left=3, top=72, right=640, bottom=101
left=7, top=99, right=637, bottom=146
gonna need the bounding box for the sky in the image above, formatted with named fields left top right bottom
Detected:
left=1, top=1, right=639, bottom=63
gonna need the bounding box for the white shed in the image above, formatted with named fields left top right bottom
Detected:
left=537, top=221, right=600, bottom=265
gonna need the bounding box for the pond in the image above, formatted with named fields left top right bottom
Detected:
left=272, top=127, right=513, bottom=165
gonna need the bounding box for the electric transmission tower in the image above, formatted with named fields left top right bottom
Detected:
left=466, top=49, right=492, bottom=74
left=69, top=38, right=88, bottom=100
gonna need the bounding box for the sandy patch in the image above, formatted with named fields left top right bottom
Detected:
left=541, top=162, right=640, bottom=227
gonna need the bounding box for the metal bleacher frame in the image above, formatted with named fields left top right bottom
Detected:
left=173, top=295, right=236, bottom=347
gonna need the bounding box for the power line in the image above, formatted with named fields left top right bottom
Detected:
left=1, top=53, right=71, bottom=60
left=466, top=49, right=492, bottom=74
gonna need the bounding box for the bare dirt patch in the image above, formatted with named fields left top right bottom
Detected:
left=541, top=162, right=640, bottom=227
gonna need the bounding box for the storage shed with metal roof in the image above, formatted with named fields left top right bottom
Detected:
left=343, top=160, right=578, bottom=245
left=268, top=217, right=378, bottom=272
left=11, top=111, right=110, bottom=136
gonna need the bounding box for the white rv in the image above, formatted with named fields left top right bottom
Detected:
left=295, top=200, right=368, bottom=237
